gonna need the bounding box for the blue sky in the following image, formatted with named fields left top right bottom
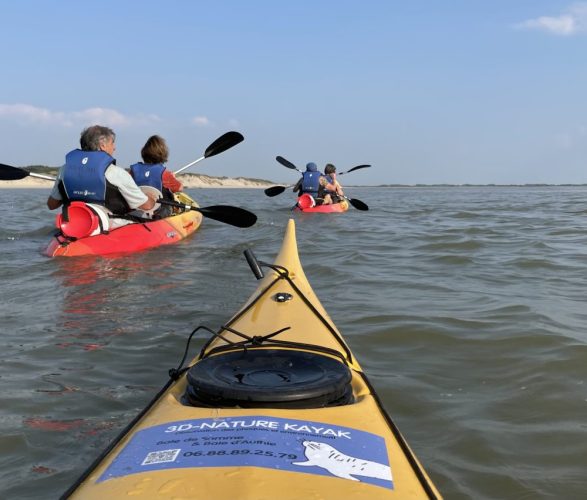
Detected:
left=1, top=1, right=587, bottom=185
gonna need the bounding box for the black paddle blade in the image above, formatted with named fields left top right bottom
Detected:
left=197, top=205, right=257, bottom=228
left=0, top=163, right=29, bottom=180
left=341, top=164, right=371, bottom=175
left=157, top=198, right=256, bottom=227
left=204, top=131, right=244, bottom=158
left=348, top=198, right=369, bottom=211
left=276, top=156, right=298, bottom=170
left=264, top=185, right=288, bottom=197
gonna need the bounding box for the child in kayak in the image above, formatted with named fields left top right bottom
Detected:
left=319, top=164, right=344, bottom=205
left=130, top=135, right=183, bottom=218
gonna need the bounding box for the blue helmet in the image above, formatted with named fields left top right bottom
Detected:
left=306, top=162, right=318, bottom=172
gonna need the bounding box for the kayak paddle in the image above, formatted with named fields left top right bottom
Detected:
left=342, top=195, right=369, bottom=211
left=275, top=156, right=371, bottom=176
left=0, top=163, right=56, bottom=181
left=157, top=199, right=257, bottom=228
left=264, top=185, right=292, bottom=197
left=174, top=131, right=244, bottom=174
left=339, top=164, right=371, bottom=175
left=276, top=155, right=302, bottom=172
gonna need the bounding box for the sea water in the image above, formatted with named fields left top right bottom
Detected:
left=0, top=186, right=586, bottom=499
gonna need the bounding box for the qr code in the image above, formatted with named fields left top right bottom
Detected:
left=142, top=448, right=181, bottom=466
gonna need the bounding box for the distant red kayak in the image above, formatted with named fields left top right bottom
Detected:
left=292, top=193, right=349, bottom=213
left=293, top=200, right=350, bottom=213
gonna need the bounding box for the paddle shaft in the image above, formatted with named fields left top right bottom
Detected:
left=0, top=163, right=57, bottom=181
left=174, top=131, right=244, bottom=175
left=174, top=156, right=205, bottom=175
left=28, top=171, right=56, bottom=181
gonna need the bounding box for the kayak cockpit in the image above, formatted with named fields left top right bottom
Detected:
left=183, top=348, right=353, bottom=409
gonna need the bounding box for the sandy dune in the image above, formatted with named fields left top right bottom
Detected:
left=0, top=173, right=278, bottom=189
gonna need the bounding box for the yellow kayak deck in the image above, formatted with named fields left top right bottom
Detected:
left=64, top=219, right=441, bottom=499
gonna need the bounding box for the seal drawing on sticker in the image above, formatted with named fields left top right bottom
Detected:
left=293, top=441, right=392, bottom=482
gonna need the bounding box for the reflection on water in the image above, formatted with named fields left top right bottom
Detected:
left=51, top=254, right=182, bottom=351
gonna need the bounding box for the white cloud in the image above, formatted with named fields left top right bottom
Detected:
left=191, top=116, right=211, bottom=127
left=515, top=3, right=587, bottom=35
left=0, top=103, right=68, bottom=125
left=0, top=103, right=160, bottom=128
left=71, top=107, right=161, bottom=127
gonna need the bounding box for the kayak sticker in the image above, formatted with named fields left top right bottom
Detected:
left=294, top=440, right=392, bottom=483
left=98, top=416, right=393, bottom=490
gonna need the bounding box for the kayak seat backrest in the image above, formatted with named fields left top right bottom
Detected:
left=56, top=201, right=110, bottom=238
left=183, top=349, right=353, bottom=409
left=297, top=193, right=316, bottom=210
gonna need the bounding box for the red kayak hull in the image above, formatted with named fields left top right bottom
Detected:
left=293, top=199, right=349, bottom=213
left=44, top=210, right=203, bottom=257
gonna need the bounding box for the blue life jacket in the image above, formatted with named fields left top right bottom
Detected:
left=321, top=174, right=335, bottom=195
left=130, top=163, right=165, bottom=192
left=130, top=162, right=174, bottom=218
left=61, top=149, right=129, bottom=214
left=301, top=171, right=321, bottom=196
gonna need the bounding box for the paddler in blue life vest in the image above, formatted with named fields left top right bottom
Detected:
left=47, top=125, right=156, bottom=220
left=129, top=135, right=183, bottom=218
left=318, top=163, right=345, bottom=205
left=292, top=162, right=321, bottom=199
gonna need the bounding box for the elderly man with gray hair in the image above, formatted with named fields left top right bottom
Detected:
left=47, top=125, right=155, bottom=216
